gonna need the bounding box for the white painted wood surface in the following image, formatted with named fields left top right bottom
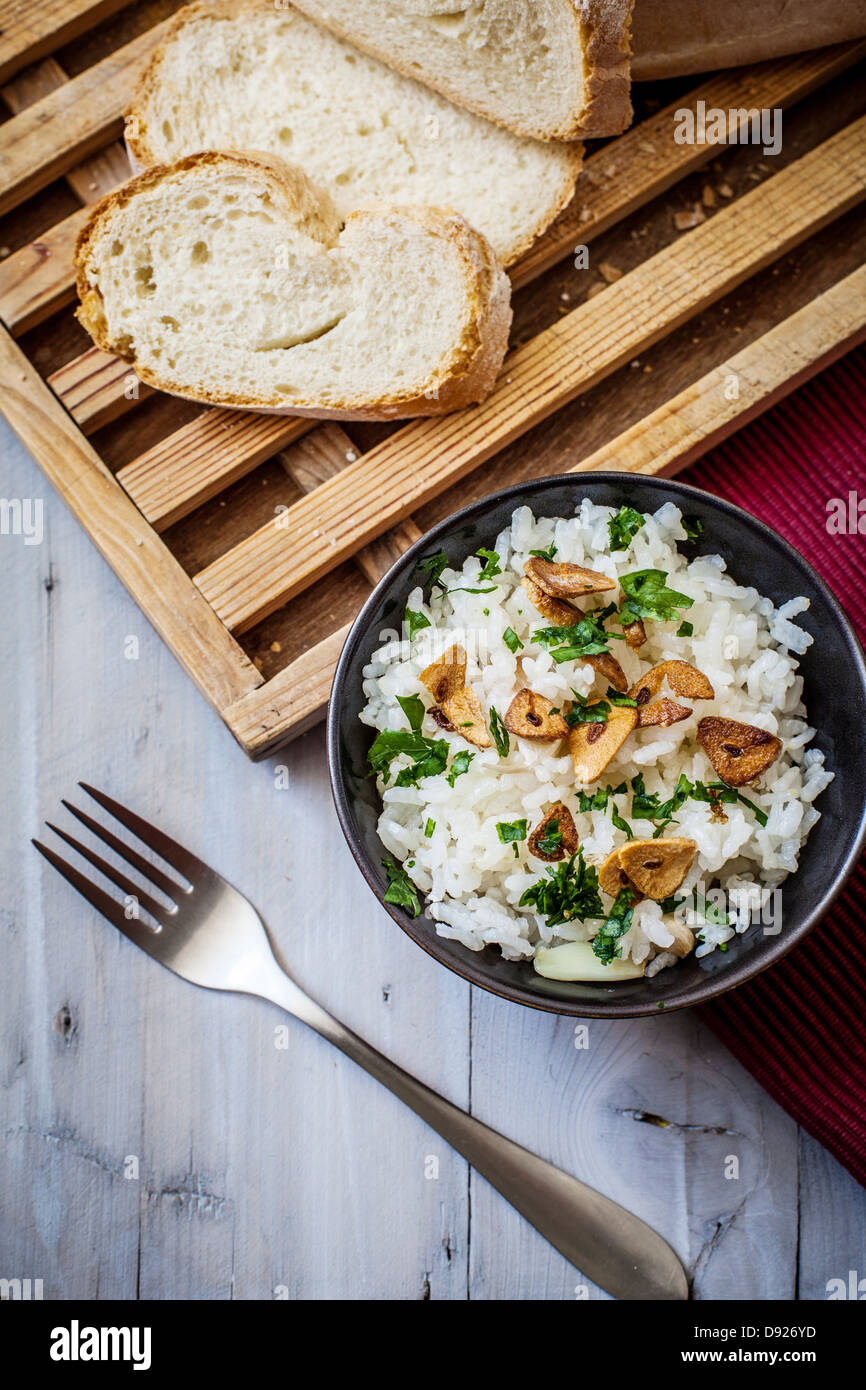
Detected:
left=1, top=418, right=863, bottom=1301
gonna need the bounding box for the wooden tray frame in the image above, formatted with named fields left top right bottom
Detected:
left=0, top=1, right=865, bottom=756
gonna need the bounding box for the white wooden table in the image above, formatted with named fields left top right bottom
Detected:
left=1, top=418, right=864, bottom=1301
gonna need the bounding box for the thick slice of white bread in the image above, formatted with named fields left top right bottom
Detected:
left=75, top=152, right=512, bottom=420
left=125, top=0, right=583, bottom=268
left=290, top=0, right=633, bottom=140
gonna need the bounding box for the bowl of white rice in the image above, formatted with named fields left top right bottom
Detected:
left=327, top=475, right=866, bottom=1017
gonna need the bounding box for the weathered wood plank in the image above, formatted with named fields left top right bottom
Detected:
left=48, top=346, right=152, bottom=432
left=197, top=119, right=866, bottom=634
left=0, top=21, right=167, bottom=216
left=0, top=325, right=260, bottom=711
left=222, top=262, right=866, bottom=754
left=0, top=0, right=133, bottom=84
left=0, top=204, right=91, bottom=335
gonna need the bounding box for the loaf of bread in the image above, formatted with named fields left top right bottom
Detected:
left=125, top=0, right=583, bottom=268
left=631, top=0, right=866, bottom=79
left=75, top=152, right=512, bottom=420
left=289, top=0, right=634, bottom=140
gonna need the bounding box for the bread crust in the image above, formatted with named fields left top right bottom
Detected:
left=631, top=0, right=866, bottom=80
left=289, top=0, right=633, bottom=141
left=124, top=0, right=583, bottom=268
left=74, top=150, right=512, bottom=420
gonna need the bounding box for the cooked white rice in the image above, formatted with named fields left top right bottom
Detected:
left=360, top=501, right=832, bottom=974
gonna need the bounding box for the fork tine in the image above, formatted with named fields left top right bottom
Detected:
left=32, top=839, right=161, bottom=954
left=46, top=822, right=174, bottom=925
left=78, top=783, right=206, bottom=880
left=61, top=799, right=183, bottom=900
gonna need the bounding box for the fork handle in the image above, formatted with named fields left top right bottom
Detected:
left=257, top=968, right=687, bottom=1300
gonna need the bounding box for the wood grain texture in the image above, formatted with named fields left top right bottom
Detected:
left=48, top=346, right=153, bottom=432
left=3, top=413, right=864, bottom=1299
left=0, top=0, right=133, bottom=83
left=0, top=20, right=166, bottom=216
left=0, top=325, right=260, bottom=711
left=0, top=204, right=91, bottom=335
left=224, top=266, right=866, bottom=754
left=195, top=118, right=866, bottom=634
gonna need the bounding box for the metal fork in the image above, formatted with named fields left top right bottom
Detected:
left=33, top=783, right=688, bottom=1301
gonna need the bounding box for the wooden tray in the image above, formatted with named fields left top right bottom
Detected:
left=1, top=1, right=864, bottom=757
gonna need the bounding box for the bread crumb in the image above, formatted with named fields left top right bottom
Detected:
left=643, top=364, right=653, bottom=373
left=701, top=185, right=716, bottom=208
left=673, top=206, right=705, bottom=231
left=269, top=641, right=282, bottom=653
left=598, top=261, right=622, bottom=283
left=560, top=291, right=571, bottom=302
left=637, top=140, right=656, bottom=155
left=0, top=246, right=10, bottom=259
left=718, top=183, right=733, bottom=198
left=630, top=359, right=640, bottom=369
left=345, top=450, right=357, bottom=461
left=586, top=282, right=606, bottom=299
left=578, top=204, right=592, bottom=223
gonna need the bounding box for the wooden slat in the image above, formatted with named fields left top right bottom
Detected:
left=48, top=346, right=152, bottom=432
left=196, top=117, right=866, bottom=634
left=224, top=263, right=866, bottom=755
left=0, top=203, right=91, bottom=335
left=118, top=412, right=315, bottom=530
left=0, top=0, right=133, bottom=85
left=277, top=425, right=423, bottom=587
left=0, top=325, right=261, bottom=712
left=0, top=20, right=167, bottom=216
left=2, top=56, right=131, bottom=202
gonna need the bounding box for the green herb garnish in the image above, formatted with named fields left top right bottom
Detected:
left=396, top=694, right=425, bottom=731
left=489, top=706, right=510, bottom=758
left=606, top=687, right=638, bottom=706
left=519, top=847, right=605, bottom=929
left=683, top=517, right=704, bottom=544
left=417, top=550, right=449, bottom=592
left=446, top=750, right=475, bottom=787
left=503, top=626, right=524, bottom=654
left=383, top=857, right=421, bottom=917
left=608, top=506, right=646, bottom=552
left=424, top=818, right=436, bottom=838
left=497, top=820, right=527, bottom=844
left=593, top=886, right=639, bottom=964
left=529, top=543, right=557, bottom=561
left=565, top=690, right=611, bottom=726
left=618, top=569, right=694, bottom=626
left=405, top=608, right=431, bottom=641
left=532, top=611, right=617, bottom=663
left=659, top=890, right=734, bottom=929
left=476, top=547, right=502, bottom=582
left=536, top=820, right=564, bottom=857
left=368, top=697, right=448, bottom=786
left=677, top=620, right=694, bottom=637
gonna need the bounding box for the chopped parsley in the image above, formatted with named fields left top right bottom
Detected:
left=503, top=626, right=524, bottom=654
left=497, top=819, right=527, bottom=857
left=606, top=687, right=638, bottom=706
left=659, top=889, right=734, bottom=929
left=489, top=706, right=510, bottom=758
left=683, top=516, right=704, bottom=544
left=405, top=608, right=431, bottom=642
left=575, top=782, right=632, bottom=837
left=476, top=547, right=502, bottom=582
left=446, top=750, right=475, bottom=787
left=416, top=550, right=449, bottom=592
left=618, top=569, right=694, bottom=626
left=382, top=857, right=421, bottom=917
left=609, top=802, right=634, bottom=840
left=535, top=819, right=563, bottom=857
left=424, top=818, right=436, bottom=838
left=593, top=886, right=640, bottom=964
left=565, top=690, right=611, bottom=726
left=608, top=505, right=646, bottom=552
left=690, top=780, right=768, bottom=827
left=519, top=847, right=605, bottom=929
left=677, top=620, right=694, bottom=638
left=529, top=543, right=557, bottom=561
left=532, top=611, right=618, bottom=663
left=447, top=584, right=499, bottom=595
left=367, top=696, right=448, bottom=786
left=631, top=772, right=768, bottom=831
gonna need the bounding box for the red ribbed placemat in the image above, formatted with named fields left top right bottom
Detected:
left=686, top=344, right=866, bottom=1186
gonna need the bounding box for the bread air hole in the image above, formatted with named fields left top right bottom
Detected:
left=190, top=241, right=210, bottom=265
left=134, top=264, right=156, bottom=297
left=187, top=195, right=209, bottom=210
left=278, top=127, right=292, bottom=144
left=161, top=119, right=174, bottom=141
left=110, top=240, right=124, bottom=256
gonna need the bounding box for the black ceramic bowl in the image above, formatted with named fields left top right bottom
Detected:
left=327, top=474, right=866, bottom=1017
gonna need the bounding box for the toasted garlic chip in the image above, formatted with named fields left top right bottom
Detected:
left=623, top=619, right=647, bottom=650
left=437, top=686, right=492, bottom=749
left=663, top=915, right=696, bottom=958
left=698, top=716, right=782, bottom=787
left=617, top=837, right=698, bottom=900
left=528, top=802, right=579, bottom=862
left=420, top=643, right=466, bottom=703
left=504, top=689, right=569, bottom=740
left=629, top=659, right=714, bottom=705
left=525, top=555, right=616, bottom=598
left=599, top=845, right=636, bottom=897
left=568, top=703, right=637, bottom=783
left=585, top=650, right=628, bottom=692
left=521, top=573, right=579, bottom=625
left=636, top=697, right=692, bottom=728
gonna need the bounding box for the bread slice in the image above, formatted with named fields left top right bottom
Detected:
left=290, top=0, right=633, bottom=140
left=125, top=0, right=583, bottom=268
left=75, top=152, right=512, bottom=420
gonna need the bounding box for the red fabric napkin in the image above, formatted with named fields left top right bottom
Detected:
left=685, top=345, right=866, bottom=1187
